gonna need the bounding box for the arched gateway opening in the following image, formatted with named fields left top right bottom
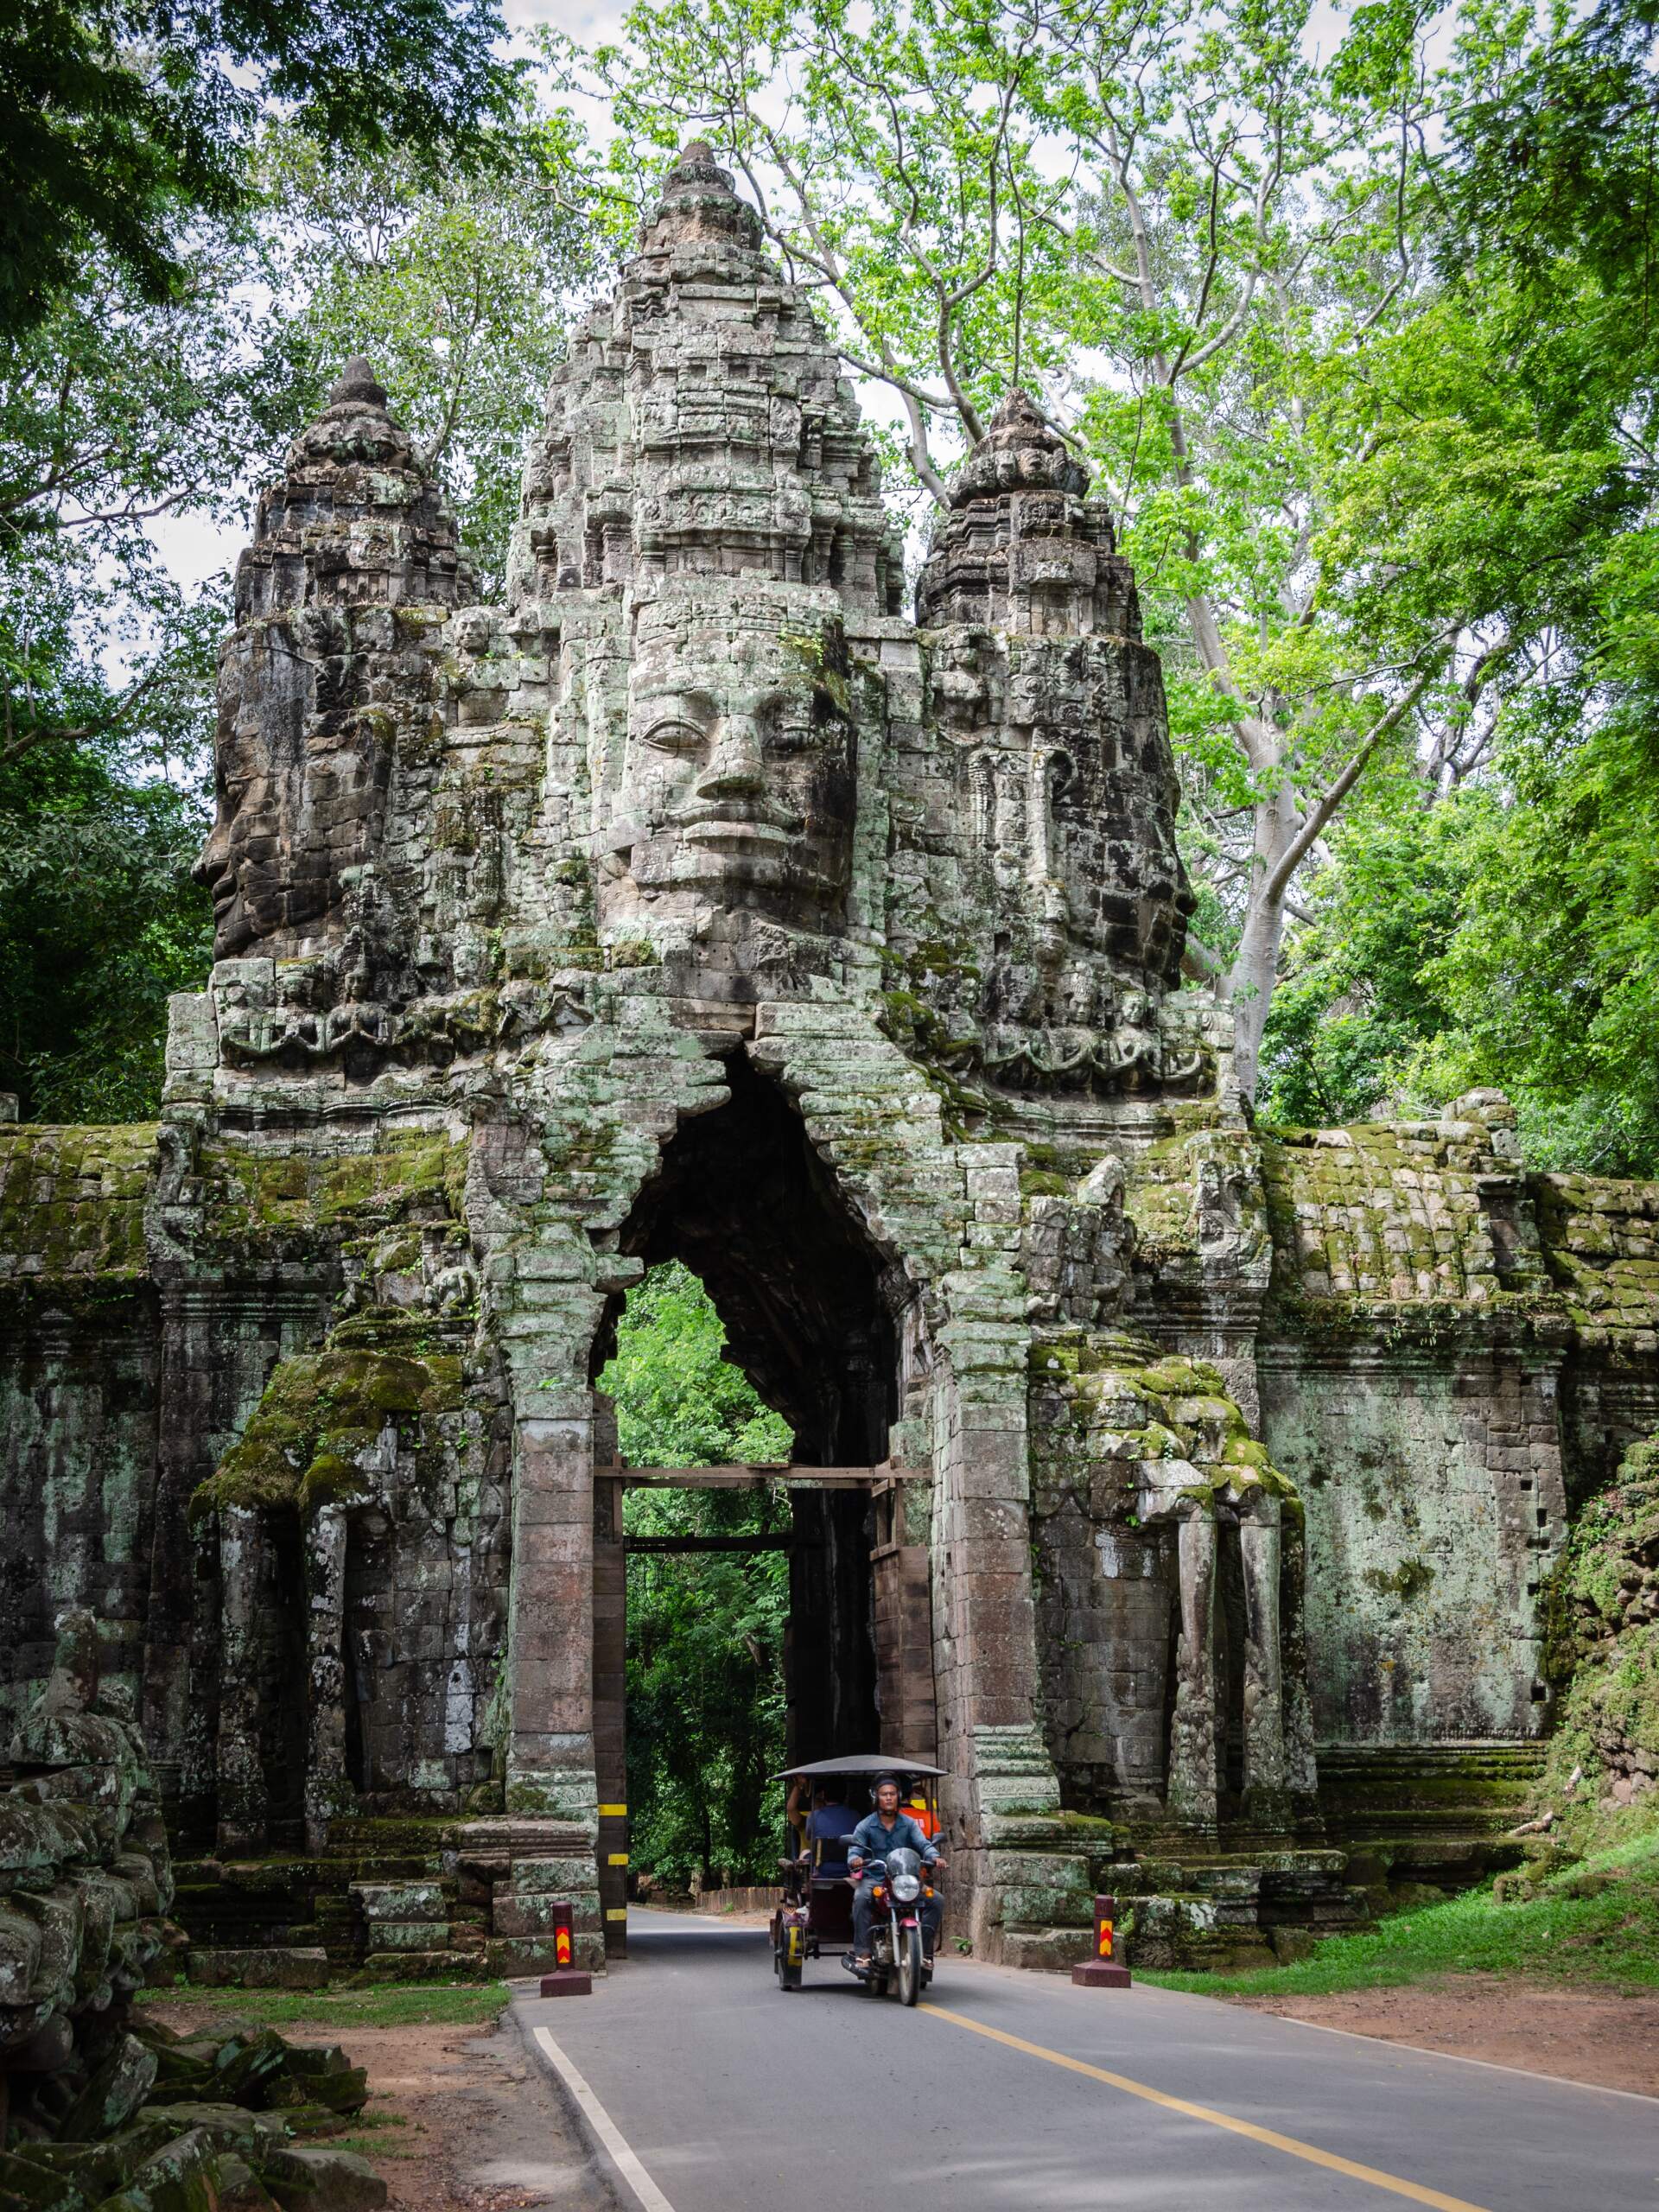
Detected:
left=587, top=1053, right=935, bottom=1948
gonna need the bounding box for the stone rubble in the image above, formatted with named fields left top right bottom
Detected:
left=1, top=1613, right=382, bottom=2210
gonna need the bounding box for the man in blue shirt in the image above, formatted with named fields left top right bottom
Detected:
left=848, top=1774, right=945, bottom=1974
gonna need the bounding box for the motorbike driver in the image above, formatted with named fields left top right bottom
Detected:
left=847, top=1773, right=945, bottom=1976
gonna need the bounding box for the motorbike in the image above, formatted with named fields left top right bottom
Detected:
left=855, top=1847, right=937, bottom=2005
left=770, top=1754, right=946, bottom=1997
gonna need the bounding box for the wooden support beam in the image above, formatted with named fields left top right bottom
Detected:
left=624, top=1532, right=796, bottom=1554
left=611, top=1463, right=928, bottom=1489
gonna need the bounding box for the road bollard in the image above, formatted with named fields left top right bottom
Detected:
left=538, top=1897, right=594, bottom=1997
left=1071, top=1892, right=1132, bottom=1988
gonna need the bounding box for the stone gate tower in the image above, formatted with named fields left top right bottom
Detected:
left=7, top=145, right=1656, bottom=1977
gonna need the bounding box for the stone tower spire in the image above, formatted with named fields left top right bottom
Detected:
left=196, top=361, right=470, bottom=959
left=915, top=389, right=1139, bottom=637
left=509, top=143, right=903, bottom=611
left=237, top=357, right=471, bottom=621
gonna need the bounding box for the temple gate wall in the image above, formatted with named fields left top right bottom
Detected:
left=6, top=142, right=1659, bottom=1981
left=1257, top=1342, right=1562, bottom=1745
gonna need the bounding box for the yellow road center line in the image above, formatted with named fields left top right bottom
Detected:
left=919, top=2004, right=1493, bottom=2212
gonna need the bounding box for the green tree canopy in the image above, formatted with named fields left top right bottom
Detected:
left=259, top=104, right=600, bottom=592
left=1, top=0, right=520, bottom=333
left=598, top=1262, right=794, bottom=1886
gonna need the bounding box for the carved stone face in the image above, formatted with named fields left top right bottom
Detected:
left=596, top=593, right=855, bottom=935
left=194, top=613, right=385, bottom=958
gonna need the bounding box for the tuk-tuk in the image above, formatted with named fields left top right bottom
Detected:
left=770, top=1753, right=946, bottom=1997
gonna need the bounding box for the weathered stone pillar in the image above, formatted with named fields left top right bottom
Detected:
left=1235, top=1494, right=1289, bottom=1822
left=304, top=1503, right=350, bottom=1853
left=934, top=1218, right=1094, bottom=1958
left=505, top=1397, right=599, bottom=1822
left=1280, top=1506, right=1319, bottom=1805
left=592, top=1467, right=627, bottom=1958
left=215, top=1505, right=268, bottom=1851
left=1166, top=1505, right=1218, bottom=1833
left=178, top=1516, right=221, bottom=1850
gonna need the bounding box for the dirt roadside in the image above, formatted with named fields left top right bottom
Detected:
left=1228, top=1974, right=1659, bottom=2098
left=147, top=1999, right=618, bottom=2212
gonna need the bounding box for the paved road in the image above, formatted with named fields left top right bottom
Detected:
left=517, top=1909, right=1658, bottom=2212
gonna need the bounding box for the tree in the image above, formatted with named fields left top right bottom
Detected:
left=1255, top=0, right=1659, bottom=1172
left=1255, top=775, right=1476, bottom=1127
left=1, top=0, right=519, bottom=334
left=0, top=561, right=217, bottom=1117
left=597, top=1262, right=795, bottom=1885
left=258, top=105, right=600, bottom=592
left=588, top=0, right=1081, bottom=505
left=0, top=232, right=274, bottom=1117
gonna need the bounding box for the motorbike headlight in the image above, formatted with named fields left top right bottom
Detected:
left=890, top=1872, right=922, bottom=1902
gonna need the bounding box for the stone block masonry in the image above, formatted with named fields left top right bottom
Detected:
left=3, top=145, right=1656, bottom=1974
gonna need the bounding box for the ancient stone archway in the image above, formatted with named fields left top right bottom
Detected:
left=7, top=139, right=1637, bottom=1987
left=598, top=1052, right=901, bottom=1759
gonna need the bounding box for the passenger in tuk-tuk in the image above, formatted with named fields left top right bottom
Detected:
left=804, top=1783, right=860, bottom=1880
left=848, top=1774, right=945, bottom=1974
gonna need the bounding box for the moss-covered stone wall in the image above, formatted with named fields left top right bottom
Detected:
left=0, top=1128, right=162, bottom=1745
left=1252, top=1094, right=1636, bottom=1752
left=1258, top=1343, right=1561, bottom=1744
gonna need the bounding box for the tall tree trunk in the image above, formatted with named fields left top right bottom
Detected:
left=1228, top=768, right=1296, bottom=1101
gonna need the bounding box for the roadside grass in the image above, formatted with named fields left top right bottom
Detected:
left=139, top=1980, right=514, bottom=2028
left=331, top=2113, right=417, bottom=2160
left=1138, top=1828, right=1659, bottom=1999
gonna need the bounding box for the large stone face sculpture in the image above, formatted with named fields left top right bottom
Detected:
left=595, top=583, right=857, bottom=941
left=4, top=140, right=1647, bottom=1987
left=899, top=388, right=1202, bottom=1092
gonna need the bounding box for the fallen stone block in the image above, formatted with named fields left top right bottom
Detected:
left=183, top=1949, right=329, bottom=1992
left=270, top=2107, right=350, bottom=2142
left=59, top=2034, right=158, bottom=2141
left=263, top=2145, right=388, bottom=2212
left=110, top=2123, right=225, bottom=2212
left=213, top=2156, right=281, bottom=2212
left=213, top=2027, right=291, bottom=2107
left=134, top=2105, right=287, bottom=2159
left=11, top=2123, right=176, bottom=2204
left=264, top=2069, right=366, bottom=2118
left=279, top=2045, right=349, bottom=2080
left=0, top=2145, right=87, bottom=2212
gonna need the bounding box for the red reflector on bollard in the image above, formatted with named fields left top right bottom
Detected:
left=1072, top=1892, right=1132, bottom=1989
left=538, top=1896, right=593, bottom=1998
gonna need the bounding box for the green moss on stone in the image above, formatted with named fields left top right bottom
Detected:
left=190, top=1343, right=470, bottom=1522
left=0, top=1123, right=156, bottom=1280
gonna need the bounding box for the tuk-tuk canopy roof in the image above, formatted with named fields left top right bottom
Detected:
left=773, top=1753, right=946, bottom=1780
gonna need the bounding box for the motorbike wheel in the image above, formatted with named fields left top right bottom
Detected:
left=896, top=1923, right=924, bottom=2007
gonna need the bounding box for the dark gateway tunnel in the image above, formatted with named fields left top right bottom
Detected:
left=591, top=1051, right=909, bottom=1768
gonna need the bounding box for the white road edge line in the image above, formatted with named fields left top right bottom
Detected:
left=533, top=2022, right=679, bottom=2212
left=1225, top=2004, right=1659, bottom=2106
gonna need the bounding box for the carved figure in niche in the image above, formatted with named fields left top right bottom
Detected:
left=1100, top=985, right=1161, bottom=1089
left=594, top=585, right=856, bottom=938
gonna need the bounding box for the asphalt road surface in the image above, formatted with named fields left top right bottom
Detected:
left=515, top=1909, right=1659, bottom=2212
